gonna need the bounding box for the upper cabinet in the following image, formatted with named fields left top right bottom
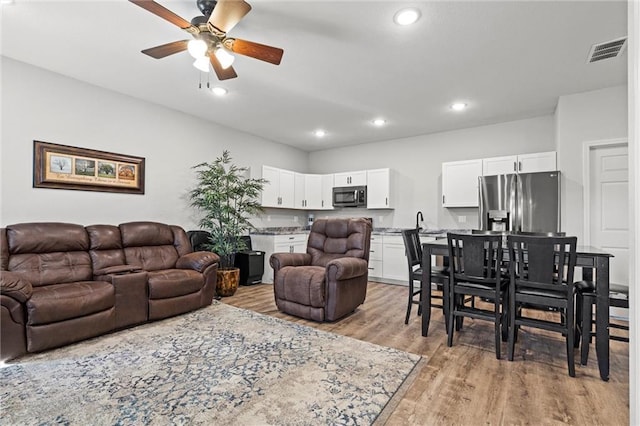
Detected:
left=366, top=168, right=393, bottom=209
left=334, top=171, right=367, bottom=187
left=261, top=166, right=295, bottom=208
left=294, top=173, right=334, bottom=210
left=442, top=159, right=483, bottom=207
left=444, top=151, right=557, bottom=208
left=262, top=166, right=393, bottom=210
left=319, top=174, right=334, bottom=210
left=482, top=151, right=557, bottom=175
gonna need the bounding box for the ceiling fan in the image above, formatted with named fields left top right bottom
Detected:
left=130, top=0, right=284, bottom=80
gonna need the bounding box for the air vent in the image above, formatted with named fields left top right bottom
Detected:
left=587, top=37, right=627, bottom=63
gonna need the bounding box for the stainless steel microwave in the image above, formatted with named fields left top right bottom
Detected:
left=332, top=186, right=367, bottom=207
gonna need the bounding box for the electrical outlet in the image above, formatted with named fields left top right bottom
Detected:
left=379, top=216, right=384, bottom=222
left=267, top=215, right=271, bottom=222
left=458, top=215, right=466, bottom=223
left=293, top=216, right=299, bottom=222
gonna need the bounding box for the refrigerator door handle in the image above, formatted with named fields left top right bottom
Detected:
left=516, top=175, right=524, bottom=231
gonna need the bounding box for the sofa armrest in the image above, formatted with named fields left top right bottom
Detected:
left=94, top=265, right=143, bottom=276
left=176, top=251, right=220, bottom=273
left=270, top=253, right=311, bottom=272
left=326, top=257, right=368, bottom=281
left=0, top=271, right=33, bottom=303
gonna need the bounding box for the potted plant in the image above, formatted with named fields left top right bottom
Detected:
left=189, top=150, right=266, bottom=296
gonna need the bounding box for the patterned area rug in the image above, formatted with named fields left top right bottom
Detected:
left=1, top=302, right=421, bottom=425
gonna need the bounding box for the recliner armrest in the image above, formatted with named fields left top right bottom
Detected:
left=0, top=271, right=33, bottom=303
left=176, top=251, right=220, bottom=273
left=270, top=253, right=311, bottom=271
left=326, top=257, right=368, bottom=281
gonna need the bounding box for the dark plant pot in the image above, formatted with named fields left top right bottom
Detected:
left=216, top=267, right=240, bottom=297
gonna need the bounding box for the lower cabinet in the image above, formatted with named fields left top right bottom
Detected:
left=368, top=233, right=436, bottom=285
left=382, top=235, right=407, bottom=282
left=368, top=234, right=383, bottom=279
left=250, top=233, right=308, bottom=284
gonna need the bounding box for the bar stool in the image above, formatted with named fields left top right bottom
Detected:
left=401, top=229, right=448, bottom=325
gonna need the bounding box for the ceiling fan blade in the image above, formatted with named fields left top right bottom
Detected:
left=225, top=38, right=283, bottom=65
left=209, top=54, right=238, bottom=80
left=141, top=40, right=189, bottom=59
left=129, top=0, right=193, bottom=30
left=207, top=0, right=252, bottom=34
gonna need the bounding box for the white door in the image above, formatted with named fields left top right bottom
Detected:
left=588, top=143, right=629, bottom=316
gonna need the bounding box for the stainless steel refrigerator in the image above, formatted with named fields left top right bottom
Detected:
left=478, top=171, right=560, bottom=233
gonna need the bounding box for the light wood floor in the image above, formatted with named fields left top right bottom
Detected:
left=223, top=281, right=629, bottom=425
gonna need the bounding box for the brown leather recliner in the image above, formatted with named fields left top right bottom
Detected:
left=270, top=218, right=372, bottom=322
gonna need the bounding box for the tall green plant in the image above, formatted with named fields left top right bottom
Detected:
left=189, top=151, right=266, bottom=268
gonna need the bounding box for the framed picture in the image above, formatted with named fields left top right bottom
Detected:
left=33, top=141, right=145, bottom=194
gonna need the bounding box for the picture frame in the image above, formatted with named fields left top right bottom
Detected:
left=33, top=141, right=145, bottom=194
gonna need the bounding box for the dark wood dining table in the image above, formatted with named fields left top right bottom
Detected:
left=420, top=238, right=614, bottom=381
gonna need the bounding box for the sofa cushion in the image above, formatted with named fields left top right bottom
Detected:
left=275, top=265, right=326, bottom=308
left=147, top=269, right=203, bottom=299
left=87, top=225, right=128, bottom=272
left=8, top=252, right=93, bottom=287
left=26, top=281, right=115, bottom=325
left=120, top=222, right=181, bottom=271
left=6, top=223, right=89, bottom=254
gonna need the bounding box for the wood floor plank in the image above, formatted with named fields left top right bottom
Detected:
left=223, top=281, right=629, bottom=425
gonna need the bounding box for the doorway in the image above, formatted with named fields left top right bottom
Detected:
left=583, top=139, right=629, bottom=318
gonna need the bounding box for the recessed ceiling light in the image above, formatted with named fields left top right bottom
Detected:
left=394, top=8, right=421, bottom=26
left=372, top=118, right=386, bottom=126
left=210, top=86, right=228, bottom=96
left=314, top=129, right=327, bottom=138
left=450, top=102, right=467, bottom=111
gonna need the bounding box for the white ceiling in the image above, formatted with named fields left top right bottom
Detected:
left=0, top=0, right=628, bottom=152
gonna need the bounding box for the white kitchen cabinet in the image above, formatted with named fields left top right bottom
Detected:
left=482, top=151, right=557, bottom=175
left=261, top=166, right=295, bottom=208
left=517, top=151, right=557, bottom=173
left=294, top=173, right=333, bottom=210
left=250, top=233, right=308, bottom=284
left=368, top=234, right=383, bottom=279
left=442, top=159, right=483, bottom=207
left=319, top=174, right=334, bottom=210
left=382, top=235, right=408, bottom=283
left=334, top=170, right=367, bottom=187
left=366, top=168, right=393, bottom=209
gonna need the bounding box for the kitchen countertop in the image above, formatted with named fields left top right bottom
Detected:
left=251, top=227, right=471, bottom=237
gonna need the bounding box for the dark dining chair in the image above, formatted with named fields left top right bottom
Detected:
left=401, top=229, right=448, bottom=325
left=446, top=232, right=508, bottom=359
left=506, top=234, right=578, bottom=377
left=575, top=281, right=629, bottom=365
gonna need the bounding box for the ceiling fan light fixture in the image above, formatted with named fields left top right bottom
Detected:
left=187, top=39, right=208, bottom=59
left=193, top=57, right=211, bottom=73
left=215, top=46, right=235, bottom=69
left=394, top=8, right=421, bottom=26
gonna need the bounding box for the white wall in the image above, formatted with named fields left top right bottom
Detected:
left=308, top=116, right=555, bottom=230
left=0, top=57, right=307, bottom=229
left=555, top=85, right=628, bottom=241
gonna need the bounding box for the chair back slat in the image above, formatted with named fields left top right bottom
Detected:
left=448, top=233, right=503, bottom=285
left=401, top=229, right=422, bottom=269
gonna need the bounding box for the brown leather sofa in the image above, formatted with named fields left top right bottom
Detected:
left=0, top=221, right=219, bottom=361
left=270, top=218, right=372, bottom=322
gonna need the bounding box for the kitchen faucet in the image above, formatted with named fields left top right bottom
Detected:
left=415, top=211, right=424, bottom=230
